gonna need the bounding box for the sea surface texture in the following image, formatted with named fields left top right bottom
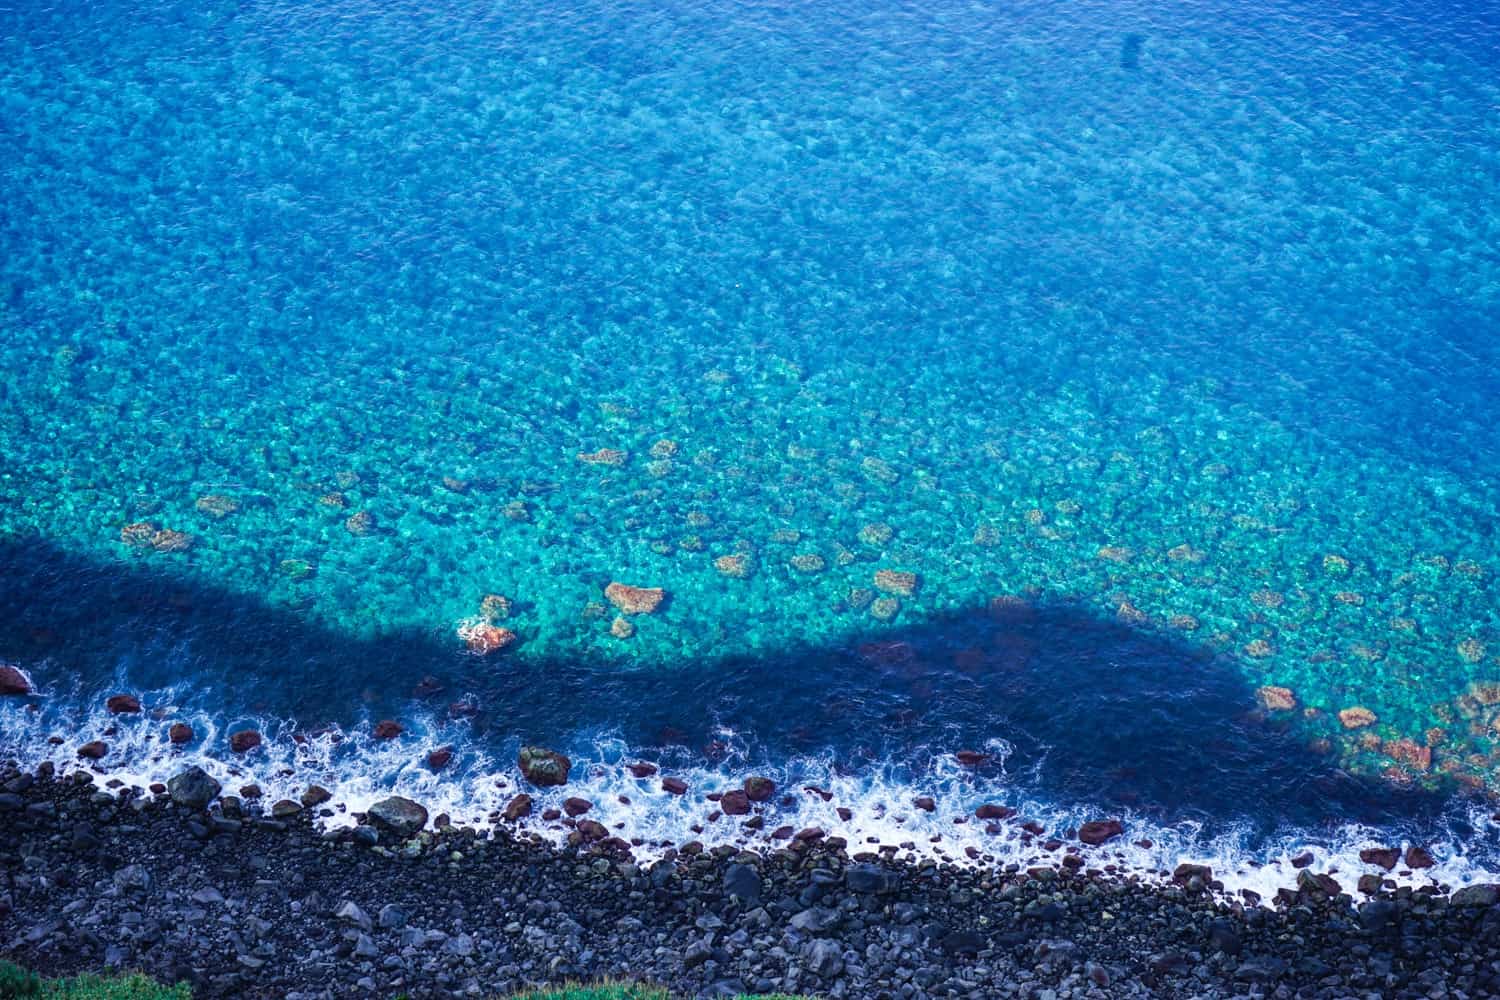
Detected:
left=2, top=0, right=1499, bottom=889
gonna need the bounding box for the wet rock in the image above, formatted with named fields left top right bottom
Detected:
left=563, top=797, right=592, bottom=817
left=168, top=723, right=194, bottom=744
left=167, top=766, right=221, bottom=809
left=913, top=796, right=936, bottom=812
left=743, top=776, right=775, bottom=802
left=1360, top=847, right=1400, bottom=870
left=502, top=794, right=533, bottom=821
left=720, top=790, right=751, bottom=815
left=1450, top=884, right=1500, bottom=907
left=604, top=582, right=665, bottom=614
left=975, top=803, right=1015, bottom=820
left=0, top=664, right=32, bottom=696
left=367, top=796, right=428, bottom=838
left=106, top=694, right=141, bottom=714
left=461, top=622, right=517, bottom=655
left=77, top=740, right=106, bottom=759
left=576, top=819, right=608, bottom=842
left=372, top=719, right=403, bottom=740
left=228, top=730, right=262, bottom=753
left=954, top=750, right=990, bottom=766
left=427, top=747, right=453, bottom=771
left=628, top=762, right=658, bottom=778
left=846, top=864, right=900, bottom=895
left=662, top=777, right=688, bottom=796
left=271, top=799, right=302, bottom=818
left=1078, top=819, right=1123, bottom=846
left=1405, top=845, right=1435, bottom=869
left=518, top=747, right=571, bottom=787
left=301, top=785, right=332, bottom=808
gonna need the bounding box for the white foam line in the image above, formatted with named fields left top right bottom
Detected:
left=4, top=697, right=1497, bottom=902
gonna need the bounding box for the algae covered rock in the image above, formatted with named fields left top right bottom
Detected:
left=519, top=746, right=572, bottom=787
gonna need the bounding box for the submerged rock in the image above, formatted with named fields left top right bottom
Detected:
left=578, top=448, right=629, bottom=467
left=1255, top=686, right=1297, bottom=711
left=460, top=622, right=517, bottom=655
left=373, top=719, right=403, bottom=740
left=1338, top=706, right=1377, bottom=729
left=368, top=796, right=428, bottom=838
left=518, top=746, right=571, bottom=787
left=167, top=766, right=221, bottom=809
left=874, top=569, right=919, bottom=596
left=228, top=730, right=262, bottom=753
left=604, top=582, right=665, bottom=614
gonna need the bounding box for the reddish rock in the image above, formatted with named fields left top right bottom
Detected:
left=1078, top=819, right=1124, bottom=846
left=301, top=785, right=332, bottom=808
left=106, top=694, right=141, bottom=714
left=229, top=730, right=262, bottom=753
left=563, top=797, right=593, bottom=817
left=541, top=808, right=562, bottom=821
left=427, top=747, right=453, bottom=771
left=240, top=784, right=262, bottom=799
left=914, top=796, right=936, bottom=812
left=0, top=664, right=31, bottom=696
left=976, top=803, right=1016, bottom=820
left=721, top=790, right=752, bottom=815
left=1022, top=821, right=1046, bottom=836
left=1361, top=847, right=1400, bottom=870
left=628, top=762, right=658, bottom=778
left=461, top=623, right=517, bottom=655
left=1255, top=686, right=1297, bottom=712
left=1385, top=738, right=1431, bottom=771
left=604, top=582, right=666, bottom=615
left=743, top=776, right=776, bottom=802
left=771, top=825, right=795, bottom=840
left=662, top=777, right=688, bottom=796
left=502, top=793, right=533, bottom=821
left=168, top=723, right=194, bottom=744
left=518, top=746, right=571, bottom=787
left=794, top=827, right=826, bottom=842
left=954, top=750, right=991, bottom=767
left=77, top=740, right=106, bottom=759
left=576, top=819, right=609, bottom=842
left=1405, top=845, right=1435, bottom=869
left=1339, top=706, right=1377, bottom=729
left=373, top=719, right=403, bottom=740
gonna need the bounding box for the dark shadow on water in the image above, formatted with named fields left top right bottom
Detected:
left=0, top=534, right=1462, bottom=841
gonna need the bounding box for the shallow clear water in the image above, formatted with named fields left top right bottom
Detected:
left=2, top=0, right=1499, bottom=884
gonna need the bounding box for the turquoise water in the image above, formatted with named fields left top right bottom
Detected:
left=2, top=0, right=1499, bottom=881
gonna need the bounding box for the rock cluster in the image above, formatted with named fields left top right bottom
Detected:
left=3, top=766, right=1498, bottom=1000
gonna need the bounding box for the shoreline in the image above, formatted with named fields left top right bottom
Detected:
left=4, top=761, right=1500, bottom=999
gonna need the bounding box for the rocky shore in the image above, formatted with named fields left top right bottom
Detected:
left=3, top=763, right=1500, bottom=1000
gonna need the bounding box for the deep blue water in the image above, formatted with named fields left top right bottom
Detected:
left=2, top=0, right=1499, bottom=886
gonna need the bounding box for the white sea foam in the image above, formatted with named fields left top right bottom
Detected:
left=4, top=692, right=1497, bottom=903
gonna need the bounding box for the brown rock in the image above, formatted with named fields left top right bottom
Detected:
left=975, top=803, right=1016, bottom=820
left=563, top=797, right=592, bottom=817
left=628, top=762, right=658, bottom=778
left=1405, top=845, right=1435, bottom=869
left=120, top=521, right=158, bottom=545
left=427, top=747, right=453, bottom=771
left=714, top=554, right=752, bottom=579
left=373, top=719, right=403, bottom=740
left=743, top=776, right=776, bottom=802
left=604, top=582, right=665, bottom=615
left=0, top=664, right=31, bottom=696
left=503, top=793, right=533, bottom=821
left=479, top=594, right=512, bottom=621
left=610, top=616, right=636, bottom=639
left=1339, top=706, right=1377, bottom=729
left=106, top=694, right=141, bottom=714
left=1385, top=737, right=1431, bottom=771
left=301, top=786, right=332, bottom=808
left=1255, top=686, right=1297, bottom=712
left=720, top=790, right=752, bottom=815
left=874, top=569, right=919, bottom=596
left=1361, top=847, right=1400, bottom=870
left=1078, top=819, right=1124, bottom=846
left=229, top=730, right=262, bottom=753
left=344, top=511, right=374, bottom=535
left=576, top=819, right=609, bottom=842
left=150, top=529, right=194, bottom=552
left=662, top=777, right=688, bottom=796
left=461, top=623, right=517, bottom=655
left=77, top=740, right=107, bottom=759
left=954, top=750, right=991, bottom=767
left=168, top=723, right=194, bottom=744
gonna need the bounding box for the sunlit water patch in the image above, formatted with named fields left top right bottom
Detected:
left=2, top=0, right=1499, bottom=883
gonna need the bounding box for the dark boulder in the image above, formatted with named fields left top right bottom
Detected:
left=720, top=790, right=751, bottom=815
left=167, top=766, right=221, bottom=809
left=367, top=796, right=428, bottom=838
left=0, top=664, right=30, bottom=696
left=518, top=746, right=571, bottom=786
left=743, top=776, right=776, bottom=802
left=1078, top=819, right=1123, bottom=846
left=228, top=730, right=262, bottom=753
left=502, top=794, right=533, bottom=821
left=106, top=694, right=141, bottom=714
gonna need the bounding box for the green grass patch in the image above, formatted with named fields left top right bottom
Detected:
left=0, top=962, right=191, bottom=999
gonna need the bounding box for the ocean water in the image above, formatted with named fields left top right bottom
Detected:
left=2, top=0, right=1499, bottom=890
